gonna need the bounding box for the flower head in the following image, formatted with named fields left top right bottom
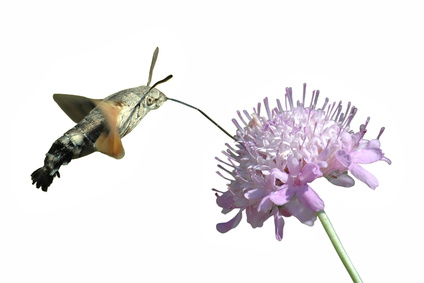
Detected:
left=215, top=84, right=391, bottom=241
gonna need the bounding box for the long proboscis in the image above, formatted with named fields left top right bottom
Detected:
left=150, top=74, right=235, bottom=141
left=168, top=98, right=236, bottom=141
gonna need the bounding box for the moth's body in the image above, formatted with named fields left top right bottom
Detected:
left=31, top=48, right=168, bottom=191
left=45, top=85, right=164, bottom=160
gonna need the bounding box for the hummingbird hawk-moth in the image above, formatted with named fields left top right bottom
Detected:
left=31, top=48, right=233, bottom=192
left=31, top=47, right=173, bottom=192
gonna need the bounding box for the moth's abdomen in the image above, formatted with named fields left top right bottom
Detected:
left=31, top=167, right=61, bottom=192
left=31, top=125, right=98, bottom=191
left=31, top=136, right=74, bottom=191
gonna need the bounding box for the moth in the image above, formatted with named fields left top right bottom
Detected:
left=31, top=48, right=233, bottom=192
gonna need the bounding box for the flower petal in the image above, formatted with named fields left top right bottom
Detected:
left=244, top=188, right=267, bottom=200
left=284, top=197, right=317, bottom=226
left=336, top=150, right=351, bottom=168
left=270, top=168, right=289, bottom=184
left=269, top=184, right=294, bottom=206
left=325, top=171, right=355, bottom=187
left=216, top=190, right=235, bottom=213
left=341, top=132, right=354, bottom=151
left=258, top=195, right=274, bottom=212
left=297, top=184, right=325, bottom=212
left=246, top=205, right=272, bottom=228
left=350, top=148, right=384, bottom=164
left=274, top=210, right=285, bottom=241
left=287, top=155, right=301, bottom=175
left=382, top=156, right=392, bottom=165
left=366, top=139, right=380, bottom=149
left=216, top=210, right=243, bottom=233
left=299, top=163, right=323, bottom=183
left=349, top=163, right=379, bottom=189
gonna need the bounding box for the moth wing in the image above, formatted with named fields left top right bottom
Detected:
left=53, top=93, right=103, bottom=123
left=95, top=101, right=125, bottom=159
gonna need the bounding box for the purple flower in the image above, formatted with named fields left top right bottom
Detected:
left=215, top=84, right=390, bottom=241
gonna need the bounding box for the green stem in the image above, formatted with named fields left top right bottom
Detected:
left=317, top=210, right=363, bottom=283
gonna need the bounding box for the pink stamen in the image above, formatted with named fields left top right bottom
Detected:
left=237, top=110, right=248, bottom=126
left=321, top=97, right=329, bottom=111
left=264, top=97, right=272, bottom=120
left=218, top=164, right=233, bottom=176
left=377, top=127, right=385, bottom=140
left=232, top=118, right=244, bottom=133
left=325, top=101, right=336, bottom=120
left=309, top=90, right=316, bottom=108
left=212, top=188, right=225, bottom=194
left=216, top=171, right=234, bottom=182
left=312, top=90, right=320, bottom=110
left=330, top=101, right=342, bottom=120
left=243, top=110, right=252, bottom=121
left=276, top=98, right=283, bottom=113
left=215, top=157, right=233, bottom=167
left=286, top=87, right=294, bottom=110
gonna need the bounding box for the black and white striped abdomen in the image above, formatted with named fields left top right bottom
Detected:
left=31, top=120, right=104, bottom=191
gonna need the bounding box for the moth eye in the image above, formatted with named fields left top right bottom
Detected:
left=147, top=97, right=154, bottom=106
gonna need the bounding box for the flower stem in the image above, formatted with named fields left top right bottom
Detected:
left=317, top=210, right=363, bottom=283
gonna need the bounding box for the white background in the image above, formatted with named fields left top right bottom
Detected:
left=1, top=1, right=421, bottom=282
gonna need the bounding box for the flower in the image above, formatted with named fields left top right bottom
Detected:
left=215, top=84, right=391, bottom=241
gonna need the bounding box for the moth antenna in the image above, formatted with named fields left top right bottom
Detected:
left=168, top=98, right=236, bottom=141
left=149, top=74, right=173, bottom=92
left=147, top=47, right=159, bottom=87
left=122, top=74, right=174, bottom=133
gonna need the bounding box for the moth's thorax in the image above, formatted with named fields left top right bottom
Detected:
left=103, top=85, right=167, bottom=137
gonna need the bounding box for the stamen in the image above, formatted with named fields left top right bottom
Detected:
left=306, top=105, right=313, bottom=124
left=225, top=142, right=237, bottom=152
left=212, top=188, right=225, bottom=194
left=221, top=150, right=235, bottom=161
left=218, top=164, right=233, bottom=176
left=333, top=104, right=342, bottom=121
left=326, top=101, right=336, bottom=120
left=286, top=87, right=294, bottom=110
left=313, top=90, right=320, bottom=110
left=254, top=102, right=261, bottom=116
left=309, top=90, right=316, bottom=109
left=276, top=98, right=283, bottom=113
left=296, top=100, right=301, bottom=108
left=222, top=149, right=238, bottom=160
left=353, top=117, right=370, bottom=147
left=330, top=101, right=342, bottom=120
left=228, top=188, right=236, bottom=196
left=302, top=83, right=307, bottom=107
left=358, top=117, right=370, bottom=137
left=227, top=157, right=240, bottom=168
left=284, top=91, right=288, bottom=110
left=229, top=163, right=249, bottom=182
left=364, top=117, right=370, bottom=129
left=243, top=110, right=252, bottom=121
left=215, top=157, right=233, bottom=167
left=216, top=171, right=234, bottom=182
left=264, top=97, right=272, bottom=120
left=232, top=118, right=244, bottom=133
left=321, top=97, right=329, bottom=111
left=343, top=107, right=357, bottom=129
left=377, top=127, right=385, bottom=140
left=237, top=110, right=248, bottom=126
left=341, top=102, right=351, bottom=124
